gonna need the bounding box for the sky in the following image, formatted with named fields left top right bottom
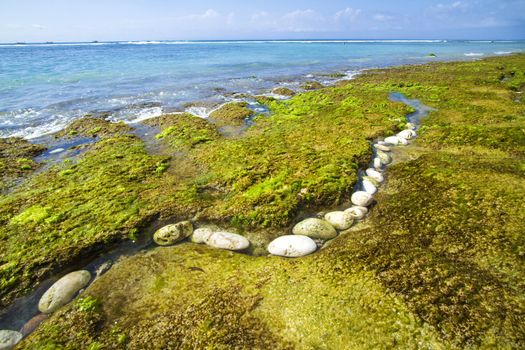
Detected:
left=1, top=0, right=524, bottom=42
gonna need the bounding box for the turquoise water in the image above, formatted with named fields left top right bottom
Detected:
left=1, top=39, right=524, bottom=139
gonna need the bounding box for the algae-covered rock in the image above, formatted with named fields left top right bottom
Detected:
left=272, top=87, right=296, bottom=97
left=292, top=218, right=337, bottom=239
left=268, top=235, right=317, bottom=257
left=351, top=191, right=373, bottom=207
left=153, top=221, right=193, bottom=246
left=209, top=102, right=254, bottom=126
left=54, top=117, right=132, bottom=139
left=20, top=314, right=48, bottom=337
left=38, top=270, right=91, bottom=314
left=0, top=330, right=22, bottom=350
left=300, top=81, right=324, bottom=90
left=0, top=137, right=46, bottom=191
left=324, top=211, right=354, bottom=230
left=206, top=232, right=250, bottom=251
left=376, top=150, right=392, bottom=165
left=374, top=144, right=391, bottom=152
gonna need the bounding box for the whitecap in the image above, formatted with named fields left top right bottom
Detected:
left=464, top=52, right=484, bottom=56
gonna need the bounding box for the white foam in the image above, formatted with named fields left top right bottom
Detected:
left=464, top=52, right=484, bottom=56
left=125, top=107, right=163, bottom=123
left=494, top=51, right=512, bottom=55
left=185, top=106, right=211, bottom=118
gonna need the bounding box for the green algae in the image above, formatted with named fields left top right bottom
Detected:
left=0, top=135, right=168, bottom=307
left=272, top=87, right=296, bottom=97
left=54, top=117, right=132, bottom=139
left=7, top=54, right=525, bottom=348
left=144, top=113, right=220, bottom=151
left=300, top=81, right=324, bottom=90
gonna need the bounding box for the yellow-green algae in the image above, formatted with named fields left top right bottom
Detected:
left=53, top=117, right=132, bottom=139
left=208, top=102, right=254, bottom=126
left=5, top=54, right=525, bottom=348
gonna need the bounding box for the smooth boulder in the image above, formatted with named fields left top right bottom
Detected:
left=351, top=191, right=373, bottom=207
left=366, top=168, right=384, bottom=183
left=153, top=221, right=193, bottom=246
left=268, top=235, right=317, bottom=257
left=373, top=157, right=382, bottom=169
left=384, top=136, right=401, bottom=145
left=373, top=144, right=391, bottom=152
left=190, top=225, right=217, bottom=244
left=344, top=206, right=368, bottom=220
left=362, top=178, right=378, bottom=194
left=292, top=218, right=337, bottom=239
left=324, top=211, right=354, bottom=230
left=0, top=330, right=22, bottom=350
left=376, top=150, right=392, bottom=165
left=405, top=122, right=416, bottom=130
left=207, top=232, right=250, bottom=251
left=20, top=314, right=48, bottom=337
left=38, top=270, right=91, bottom=314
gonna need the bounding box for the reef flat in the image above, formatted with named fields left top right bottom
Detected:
left=2, top=54, right=524, bottom=349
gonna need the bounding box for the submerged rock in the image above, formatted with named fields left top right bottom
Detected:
left=207, top=232, right=250, bottom=251
left=374, top=144, right=391, bottom=152
left=351, top=191, right=373, bottom=207
left=362, top=178, right=378, bottom=194
left=38, top=270, right=91, bottom=314
left=292, top=218, right=338, bottom=239
left=20, top=314, right=48, bottom=337
left=153, top=221, right=193, bottom=246
left=268, top=235, right=317, bottom=257
left=0, top=330, right=22, bottom=350
left=397, top=129, right=416, bottom=140
left=366, top=168, right=384, bottom=183
left=324, top=211, right=354, bottom=230
left=344, top=206, right=368, bottom=220
left=190, top=225, right=217, bottom=244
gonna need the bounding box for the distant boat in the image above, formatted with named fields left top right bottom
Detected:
left=15, top=42, right=26, bottom=45
left=45, top=41, right=54, bottom=44
left=92, top=41, right=99, bottom=43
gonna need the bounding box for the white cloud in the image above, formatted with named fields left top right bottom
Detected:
left=280, top=9, right=327, bottom=32
left=182, top=9, right=219, bottom=21
left=335, top=7, right=361, bottom=22
left=31, top=24, right=47, bottom=30
left=373, top=14, right=394, bottom=22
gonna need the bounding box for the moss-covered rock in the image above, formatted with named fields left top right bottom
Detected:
left=272, top=87, right=296, bottom=97
left=209, top=102, right=254, bottom=126
left=144, top=113, right=220, bottom=151
left=0, top=137, right=46, bottom=192
left=54, top=117, right=132, bottom=139
left=300, top=81, right=324, bottom=90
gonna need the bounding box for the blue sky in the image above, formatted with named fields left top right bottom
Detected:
left=1, top=0, right=524, bottom=42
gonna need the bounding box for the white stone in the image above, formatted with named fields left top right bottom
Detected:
left=324, top=211, right=354, bottom=230
left=373, top=157, right=382, bottom=169
left=397, top=129, right=416, bottom=140
left=405, top=122, right=416, bottom=130
left=384, top=136, right=401, bottom=145
left=374, top=144, right=391, bottom=152
left=38, top=270, right=91, bottom=314
left=0, top=330, right=22, bottom=350
left=344, top=206, right=368, bottom=220
left=191, top=226, right=217, bottom=244
left=207, top=232, right=250, bottom=251
left=292, top=218, right=337, bottom=239
left=366, top=168, right=384, bottom=183
left=377, top=150, right=392, bottom=165
left=49, top=148, right=65, bottom=154
left=362, top=178, right=377, bottom=194
left=351, top=191, right=373, bottom=207
left=153, top=221, right=193, bottom=246
left=268, top=235, right=317, bottom=257
left=398, top=136, right=409, bottom=145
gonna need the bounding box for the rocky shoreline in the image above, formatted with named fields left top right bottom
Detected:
left=1, top=54, right=524, bottom=349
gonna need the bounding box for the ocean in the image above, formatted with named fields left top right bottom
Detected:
left=1, top=39, right=524, bottom=139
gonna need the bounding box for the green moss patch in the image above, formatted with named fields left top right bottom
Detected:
left=209, top=102, right=254, bottom=126
left=0, top=137, right=46, bottom=192
left=54, top=117, right=133, bottom=139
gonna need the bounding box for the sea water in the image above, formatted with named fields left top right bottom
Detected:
left=0, top=39, right=524, bottom=139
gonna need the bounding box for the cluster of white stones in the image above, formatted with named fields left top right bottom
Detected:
left=153, top=221, right=250, bottom=251
left=267, top=124, right=417, bottom=258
